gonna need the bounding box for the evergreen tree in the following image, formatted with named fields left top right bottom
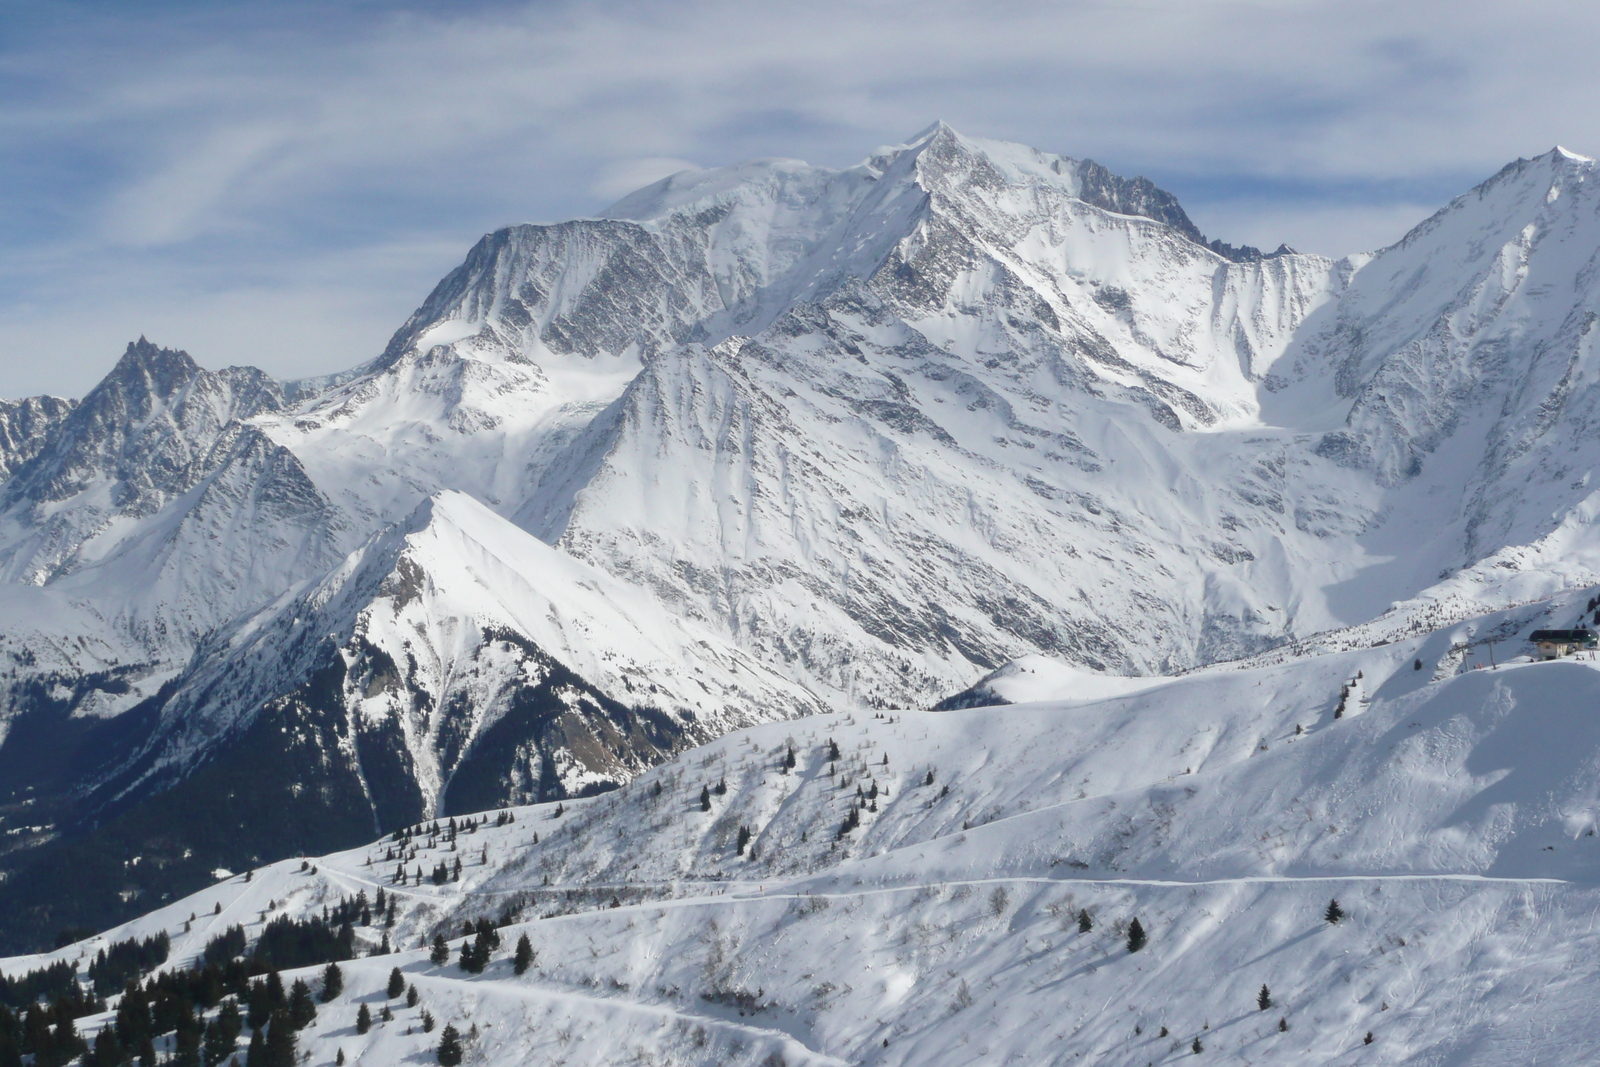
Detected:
left=784, top=748, right=796, bottom=770
left=828, top=739, right=840, bottom=761
left=88, top=1028, right=122, bottom=1067
left=387, top=968, right=405, bottom=1000
left=173, top=1028, right=202, bottom=1067
left=513, top=935, right=534, bottom=976
left=336, top=1051, right=345, bottom=1066
left=203, top=1003, right=242, bottom=1067
left=286, top=979, right=316, bottom=1029
left=699, top=786, right=711, bottom=812
left=435, top=1024, right=463, bottom=1067
left=261, top=1013, right=296, bottom=1067
left=406, top=985, right=420, bottom=1009
left=429, top=935, right=450, bottom=966
left=380, top=1006, right=393, bottom=1023
left=245, top=1027, right=264, bottom=1067
left=1126, top=918, right=1147, bottom=953
left=420, top=1011, right=435, bottom=1033
left=1078, top=909, right=1093, bottom=933
left=1364, top=1032, right=1374, bottom=1045
left=355, top=1004, right=371, bottom=1036
left=1257, top=984, right=1272, bottom=1011
left=714, top=777, right=727, bottom=795
left=320, top=963, right=343, bottom=1003
left=925, top=769, right=935, bottom=786
left=1191, top=1036, right=1203, bottom=1054
left=1278, top=1018, right=1289, bottom=1032
left=1325, top=898, right=1344, bottom=924
left=736, top=826, right=751, bottom=855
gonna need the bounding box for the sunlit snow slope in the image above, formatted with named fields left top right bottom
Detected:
left=15, top=593, right=1600, bottom=1066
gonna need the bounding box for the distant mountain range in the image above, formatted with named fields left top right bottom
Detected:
left=4, top=124, right=1600, bottom=948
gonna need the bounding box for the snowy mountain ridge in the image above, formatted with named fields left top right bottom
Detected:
left=10, top=586, right=1600, bottom=1065
left=7, top=127, right=1600, bottom=953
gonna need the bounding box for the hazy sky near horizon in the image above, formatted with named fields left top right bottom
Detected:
left=3, top=0, right=1600, bottom=397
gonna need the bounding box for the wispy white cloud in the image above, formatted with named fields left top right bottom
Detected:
left=591, top=158, right=702, bottom=202
left=2, top=0, right=1598, bottom=395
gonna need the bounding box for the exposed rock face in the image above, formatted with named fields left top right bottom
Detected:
left=0, top=395, right=75, bottom=481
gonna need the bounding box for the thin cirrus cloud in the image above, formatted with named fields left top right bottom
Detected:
left=0, top=0, right=1597, bottom=398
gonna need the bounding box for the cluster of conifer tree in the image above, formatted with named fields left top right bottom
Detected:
left=386, top=817, right=500, bottom=885
left=0, top=933, right=173, bottom=1066
left=88, top=935, right=172, bottom=998
left=0, top=886, right=391, bottom=1067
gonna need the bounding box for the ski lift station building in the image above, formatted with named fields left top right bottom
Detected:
left=1528, top=628, right=1598, bottom=660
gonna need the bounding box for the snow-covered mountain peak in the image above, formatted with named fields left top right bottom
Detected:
left=24, top=130, right=1600, bottom=953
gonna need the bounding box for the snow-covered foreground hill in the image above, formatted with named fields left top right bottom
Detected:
left=14, top=595, right=1600, bottom=1066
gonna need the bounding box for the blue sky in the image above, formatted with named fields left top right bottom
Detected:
left=2, top=0, right=1598, bottom=397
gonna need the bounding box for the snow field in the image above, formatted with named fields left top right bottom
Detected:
left=16, top=603, right=1600, bottom=1064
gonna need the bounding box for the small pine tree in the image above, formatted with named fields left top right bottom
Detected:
left=1127, top=917, right=1147, bottom=953
left=1325, top=898, right=1344, bottom=924
left=436, top=1024, right=463, bottom=1067
left=700, top=785, right=711, bottom=812
left=287, top=979, right=317, bottom=1029
left=380, top=1005, right=393, bottom=1022
left=736, top=826, right=751, bottom=855
left=1257, top=984, right=1271, bottom=1011
left=263, top=1012, right=296, bottom=1067
left=406, top=984, right=420, bottom=1008
left=355, top=1004, right=371, bottom=1036
left=387, top=967, right=405, bottom=999
left=714, top=777, right=727, bottom=795
left=925, top=769, right=935, bottom=786
left=458, top=939, right=482, bottom=974
left=1364, top=1031, right=1374, bottom=1045
left=513, top=934, right=534, bottom=975
left=421, top=1010, right=436, bottom=1033
left=1278, top=1018, right=1288, bottom=1032
left=1078, top=909, right=1092, bottom=933
left=429, top=934, right=449, bottom=966
left=784, top=747, right=796, bottom=769
left=828, top=739, right=840, bottom=761
left=1191, top=1036, right=1203, bottom=1054
left=320, top=963, right=343, bottom=1003
left=335, top=1051, right=345, bottom=1066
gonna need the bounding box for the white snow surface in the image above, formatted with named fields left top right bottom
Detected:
left=16, top=594, right=1600, bottom=1065
left=15, top=131, right=1600, bottom=1032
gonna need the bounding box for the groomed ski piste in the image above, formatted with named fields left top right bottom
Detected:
left=11, top=589, right=1600, bottom=1066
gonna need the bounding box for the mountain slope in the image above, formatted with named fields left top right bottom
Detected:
left=14, top=592, right=1600, bottom=1065
left=0, top=491, right=820, bottom=947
